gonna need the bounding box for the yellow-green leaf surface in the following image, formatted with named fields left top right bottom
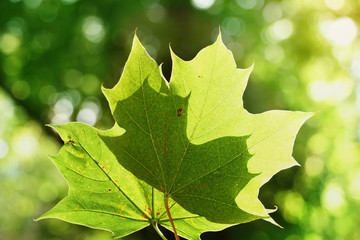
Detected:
left=37, top=123, right=230, bottom=239
left=100, top=34, right=312, bottom=225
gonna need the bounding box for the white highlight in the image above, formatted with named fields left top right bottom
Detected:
left=191, top=0, right=215, bottom=9
left=309, top=79, right=352, bottom=102
left=272, top=19, right=293, bottom=41
left=324, top=0, right=344, bottom=10
left=0, top=139, right=9, bottom=159
left=320, top=17, right=358, bottom=46
left=76, top=101, right=101, bottom=126
left=322, top=184, right=345, bottom=210
left=52, top=97, right=74, bottom=124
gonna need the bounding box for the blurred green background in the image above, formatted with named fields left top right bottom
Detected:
left=1, top=0, right=359, bottom=239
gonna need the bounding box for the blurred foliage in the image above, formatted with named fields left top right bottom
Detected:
left=1, top=0, right=360, bottom=239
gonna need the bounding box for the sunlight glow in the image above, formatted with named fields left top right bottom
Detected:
left=191, top=0, right=215, bottom=9
left=320, top=17, right=358, bottom=46
left=324, top=0, right=344, bottom=10
left=322, top=184, right=345, bottom=211
left=13, top=134, right=39, bottom=159
left=0, top=33, right=21, bottom=55
left=0, top=139, right=9, bottom=159
left=51, top=97, right=74, bottom=124
left=272, top=19, right=293, bottom=41
left=76, top=101, right=101, bottom=126
left=349, top=172, right=360, bottom=200
left=309, top=79, right=352, bottom=102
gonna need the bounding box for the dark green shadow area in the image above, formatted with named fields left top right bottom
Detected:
left=100, top=79, right=259, bottom=224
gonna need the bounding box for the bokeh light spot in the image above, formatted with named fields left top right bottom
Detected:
left=0, top=139, right=9, bottom=159
left=324, top=0, right=344, bottom=10
left=76, top=100, right=101, bottom=126
left=309, top=79, right=352, bottom=102
left=13, top=134, right=39, bottom=159
left=349, top=171, right=360, bottom=200
left=351, top=55, right=360, bottom=79
left=76, top=108, right=97, bottom=126
left=11, top=81, right=31, bottom=100
left=191, top=0, right=215, bottom=10
left=305, top=156, right=324, bottom=177
left=282, top=191, right=305, bottom=223
left=236, top=0, right=257, bottom=9
left=322, top=183, right=345, bottom=212
left=264, top=44, right=284, bottom=63
left=51, top=97, right=74, bottom=124
left=23, top=0, right=42, bottom=9
left=147, top=4, right=166, bottom=23
left=39, top=0, right=59, bottom=23
left=222, top=17, right=246, bottom=36
left=309, top=80, right=331, bottom=102
left=61, top=0, right=78, bottom=5
left=64, top=69, right=83, bottom=88
left=272, top=19, right=293, bottom=41
left=82, top=16, right=105, bottom=43
left=39, top=85, right=57, bottom=104
left=80, top=74, right=100, bottom=95
left=0, top=33, right=21, bottom=55
left=304, top=233, right=323, bottom=240
left=320, top=17, right=358, bottom=46
left=227, top=42, right=244, bottom=60
left=307, top=133, right=329, bottom=155
left=263, top=2, right=282, bottom=22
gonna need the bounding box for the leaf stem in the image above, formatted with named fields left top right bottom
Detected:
left=152, top=221, right=167, bottom=240
left=164, top=195, right=180, bottom=240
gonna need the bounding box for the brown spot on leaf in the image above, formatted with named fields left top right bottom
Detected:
left=67, top=139, right=74, bottom=144
left=141, top=213, right=147, bottom=219
left=108, top=188, right=112, bottom=192
left=145, top=205, right=152, bottom=215
left=98, top=162, right=108, bottom=172
left=177, top=107, right=183, bottom=117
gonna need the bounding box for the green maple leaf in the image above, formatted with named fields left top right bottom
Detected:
left=37, top=123, right=230, bottom=239
left=100, top=34, right=312, bottom=224
left=38, top=33, right=312, bottom=239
